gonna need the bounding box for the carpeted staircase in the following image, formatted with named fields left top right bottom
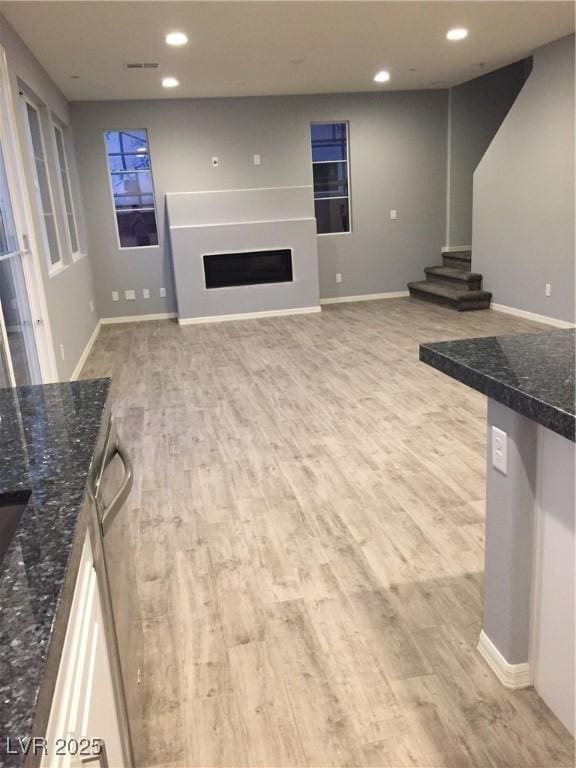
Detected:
left=407, top=248, right=492, bottom=311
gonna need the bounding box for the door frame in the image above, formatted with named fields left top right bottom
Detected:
left=0, top=45, right=58, bottom=383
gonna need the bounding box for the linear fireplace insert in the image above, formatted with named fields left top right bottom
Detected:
left=203, top=249, right=293, bottom=289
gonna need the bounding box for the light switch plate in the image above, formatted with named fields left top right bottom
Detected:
left=491, top=426, right=507, bottom=475
left=142, top=288, right=150, bottom=299
left=125, top=289, right=136, bottom=301
left=112, top=291, right=119, bottom=302
left=159, top=287, right=167, bottom=298
left=390, top=209, right=397, bottom=220
left=253, top=154, right=261, bottom=165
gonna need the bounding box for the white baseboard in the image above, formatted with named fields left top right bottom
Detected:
left=477, top=630, right=531, bottom=690
left=320, top=291, right=409, bottom=305
left=441, top=245, right=472, bottom=253
left=177, top=306, right=321, bottom=326
left=491, top=303, right=575, bottom=329
left=100, top=312, right=177, bottom=325
left=70, top=320, right=101, bottom=381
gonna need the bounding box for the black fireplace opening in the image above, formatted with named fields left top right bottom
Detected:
left=204, top=249, right=293, bottom=289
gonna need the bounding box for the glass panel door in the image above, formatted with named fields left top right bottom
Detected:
left=0, top=138, right=41, bottom=386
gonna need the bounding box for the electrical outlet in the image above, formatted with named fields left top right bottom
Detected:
left=253, top=154, right=261, bottom=165
left=211, top=156, right=219, bottom=167
left=159, top=287, right=167, bottom=298
left=336, top=272, right=342, bottom=283
left=142, top=288, right=150, bottom=299
left=491, top=426, right=507, bottom=475
left=89, top=300, right=94, bottom=314
left=125, top=289, right=136, bottom=301
left=112, top=291, right=119, bottom=302
left=59, top=343, right=65, bottom=361
left=545, top=283, right=551, bottom=297
left=390, top=209, right=397, bottom=220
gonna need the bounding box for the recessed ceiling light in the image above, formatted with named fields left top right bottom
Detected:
left=374, top=70, right=391, bottom=83
left=166, top=32, right=188, bottom=46
left=447, top=28, right=468, bottom=41
left=162, top=77, right=179, bottom=88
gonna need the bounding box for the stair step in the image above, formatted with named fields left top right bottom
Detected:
left=407, top=281, right=492, bottom=311
left=442, top=253, right=472, bottom=270
left=442, top=248, right=471, bottom=259
left=424, top=266, right=483, bottom=290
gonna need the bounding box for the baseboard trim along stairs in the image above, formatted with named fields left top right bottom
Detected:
left=477, top=630, right=531, bottom=690
left=491, top=303, right=575, bottom=329
left=408, top=248, right=492, bottom=311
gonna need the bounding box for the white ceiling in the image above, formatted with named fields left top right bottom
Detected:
left=1, top=1, right=574, bottom=100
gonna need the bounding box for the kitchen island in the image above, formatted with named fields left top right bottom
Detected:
left=0, top=380, right=130, bottom=766
left=421, top=328, right=575, bottom=737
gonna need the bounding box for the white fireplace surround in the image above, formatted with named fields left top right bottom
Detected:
left=166, top=186, right=321, bottom=324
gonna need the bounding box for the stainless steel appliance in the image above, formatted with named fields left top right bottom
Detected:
left=88, top=418, right=141, bottom=768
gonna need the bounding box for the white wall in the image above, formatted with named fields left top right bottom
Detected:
left=71, top=90, right=448, bottom=318
left=531, top=425, right=575, bottom=736
left=472, top=35, right=575, bottom=324
left=0, top=14, right=97, bottom=380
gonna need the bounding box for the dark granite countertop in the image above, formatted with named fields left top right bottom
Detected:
left=0, top=379, right=111, bottom=765
left=420, top=329, right=575, bottom=442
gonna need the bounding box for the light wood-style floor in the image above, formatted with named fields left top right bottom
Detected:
left=81, top=298, right=574, bottom=768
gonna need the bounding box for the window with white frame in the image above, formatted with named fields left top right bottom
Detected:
left=53, top=123, right=80, bottom=257
left=104, top=129, right=158, bottom=248
left=310, top=122, right=351, bottom=234
left=24, top=100, right=62, bottom=269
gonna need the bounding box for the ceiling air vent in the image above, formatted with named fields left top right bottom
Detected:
left=124, top=62, right=160, bottom=70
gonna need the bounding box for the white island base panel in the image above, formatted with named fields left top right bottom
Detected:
left=481, top=399, right=575, bottom=736
left=530, top=422, right=575, bottom=736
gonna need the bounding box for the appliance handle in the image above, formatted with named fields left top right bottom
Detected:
left=100, top=439, right=133, bottom=537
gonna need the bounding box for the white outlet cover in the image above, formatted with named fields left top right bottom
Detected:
left=390, top=209, right=397, bottom=220
left=112, top=291, right=119, bottom=302
left=142, top=288, right=150, bottom=299
left=253, top=154, right=261, bottom=165
left=545, top=283, right=551, bottom=297
left=491, top=425, right=507, bottom=475
left=159, top=287, right=167, bottom=298
left=336, top=272, right=342, bottom=283
left=125, top=289, right=136, bottom=301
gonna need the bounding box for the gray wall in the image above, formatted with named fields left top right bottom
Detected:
left=473, top=35, right=575, bottom=323
left=71, top=90, right=448, bottom=317
left=484, top=399, right=537, bottom=665
left=0, top=15, right=97, bottom=380
left=447, top=59, right=531, bottom=247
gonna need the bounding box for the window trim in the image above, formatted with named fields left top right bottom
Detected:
left=51, top=120, right=82, bottom=260
left=103, top=129, right=160, bottom=251
left=311, top=120, right=352, bottom=236
left=22, top=96, right=65, bottom=275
